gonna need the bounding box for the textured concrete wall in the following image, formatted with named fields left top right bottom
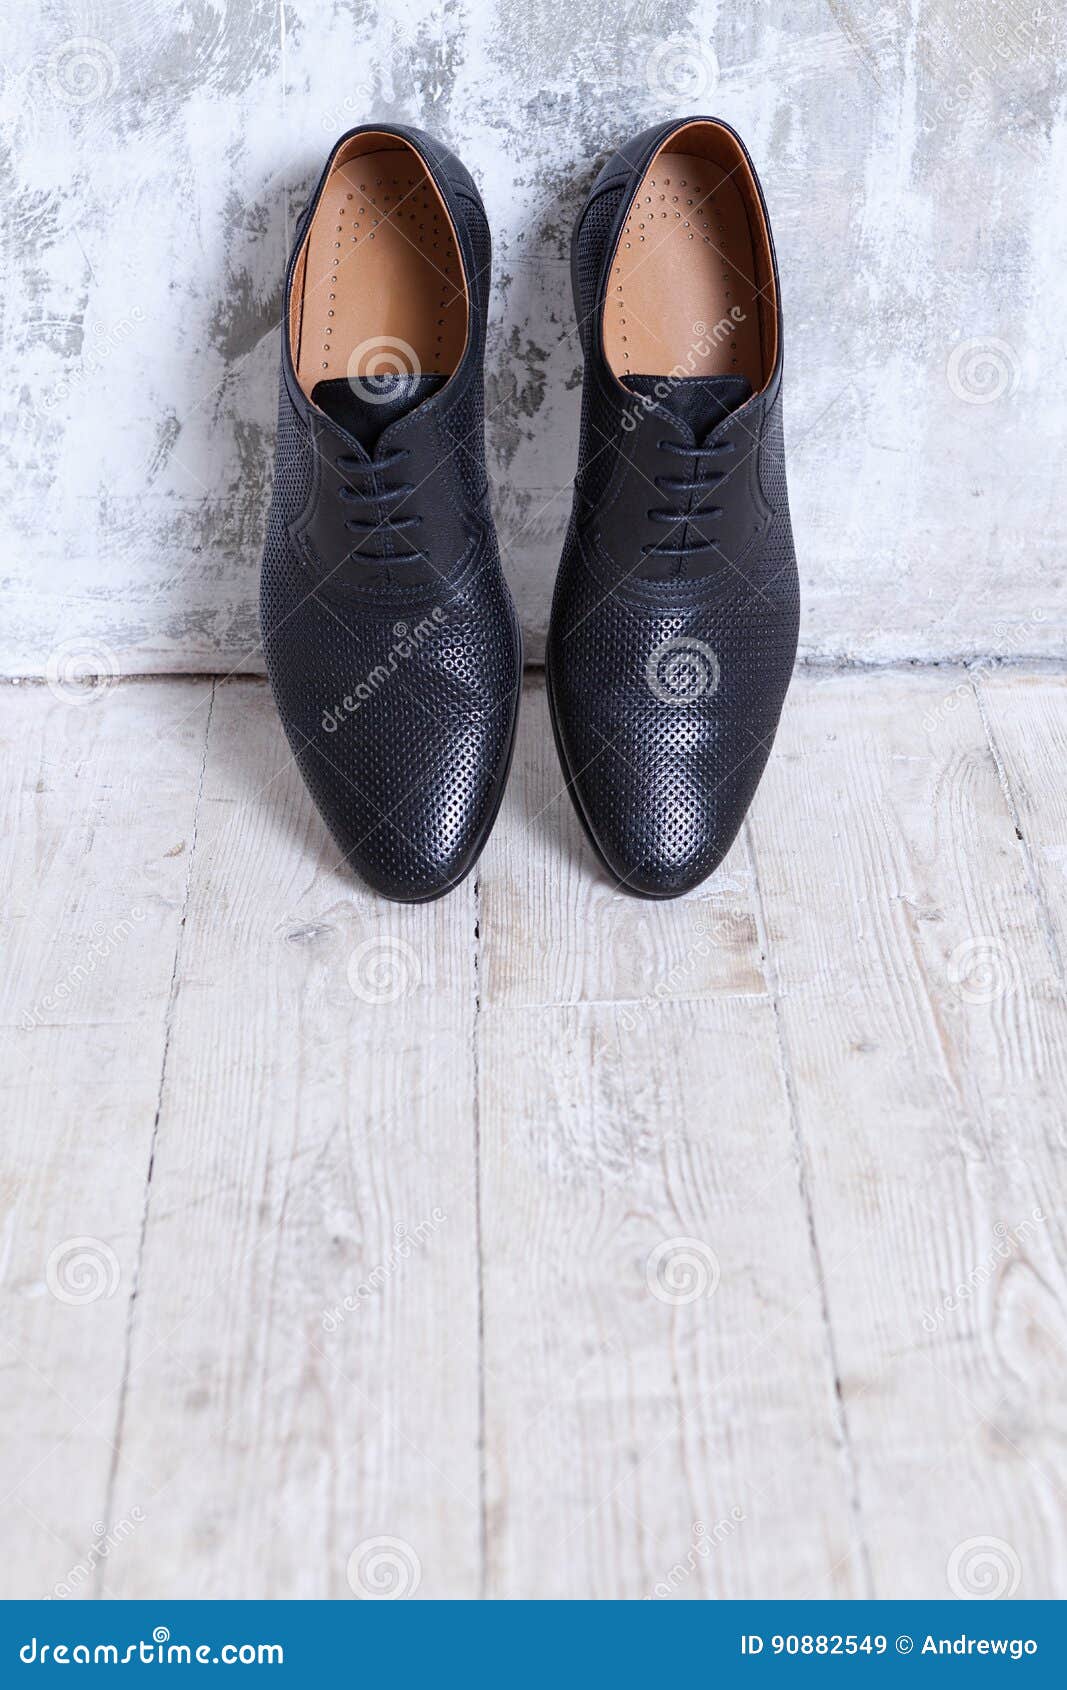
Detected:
left=2, top=0, right=1063, bottom=677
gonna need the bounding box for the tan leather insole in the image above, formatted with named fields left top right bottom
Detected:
left=294, top=149, right=465, bottom=393
left=603, top=154, right=763, bottom=385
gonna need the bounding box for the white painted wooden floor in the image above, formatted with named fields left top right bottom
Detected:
left=2, top=665, right=1065, bottom=1601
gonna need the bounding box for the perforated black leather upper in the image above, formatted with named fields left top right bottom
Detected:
left=260, top=126, right=520, bottom=901
left=547, top=119, right=799, bottom=898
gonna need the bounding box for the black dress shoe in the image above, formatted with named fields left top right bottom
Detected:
left=261, top=125, right=521, bottom=901
left=546, top=118, right=799, bottom=898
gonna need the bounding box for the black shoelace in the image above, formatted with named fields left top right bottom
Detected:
left=336, top=450, right=425, bottom=564
left=642, top=438, right=736, bottom=558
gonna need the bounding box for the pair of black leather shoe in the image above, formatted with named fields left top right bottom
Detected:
left=261, top=119, right=799, bottom=902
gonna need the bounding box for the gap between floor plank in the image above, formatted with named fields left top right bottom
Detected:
left=743, top=816, right=875, bottom=1598
left=97, top=681, right=217, bottom=1578
left=970, top=676, right=1066, bottom=990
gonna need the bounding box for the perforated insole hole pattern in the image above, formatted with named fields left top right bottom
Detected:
left=614, top=173, right=740, bottom=366
left=298, top=155, right=465, bottom=391
left=604, top=157, right=764, bottom=386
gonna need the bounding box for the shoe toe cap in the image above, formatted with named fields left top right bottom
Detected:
left=262, top=559, right=520, bottom=900
left=553, top=668, right=778, bottom=899
left=298, top=708, right=515, bottom=901
left=572, top=759, right=752, bottom=898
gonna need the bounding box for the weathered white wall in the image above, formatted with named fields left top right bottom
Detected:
left=1, top=0, right=1063, bottom=677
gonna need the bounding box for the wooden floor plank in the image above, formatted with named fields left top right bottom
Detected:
left=748, top=667, right=1067, bottom=1599
left=479, top=677, right=764, bottom=1008
left=476, top=680, right=859, bottom=1599
left=5, top=668, right=1065, bottom=1601
left=974, top=668, right=1067, bottom=981
left=0, top=678, right=213, bottom=1598
left=102, top=680, right=483, bottom=1598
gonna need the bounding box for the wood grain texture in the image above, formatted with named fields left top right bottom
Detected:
left=2, top=669, right=1065, bottom=1600
left=477, top=999, right=864, bottom=1599
left=478, top=678, right=765, bottom=1008
left=477, top=681, right=860, bottom=1598
left=747, top=667, right=1067, bottom=1599
left=0, top=678, right=213, bottom=1597
left=101, top=680, right=483, bottom=1598
left=974, top=669, right=1067, bottom=983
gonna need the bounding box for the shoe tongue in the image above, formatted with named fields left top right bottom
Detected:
left=312, top=374, right=448, bottom=451
left=622, top=373, right=752, bottom=439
